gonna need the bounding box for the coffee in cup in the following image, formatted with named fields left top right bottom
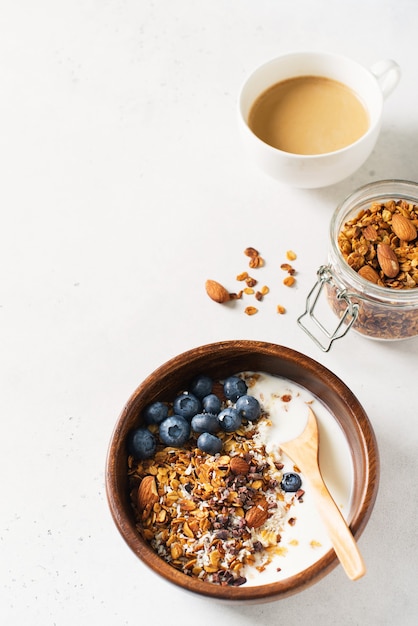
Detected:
left=238, top=52, right=401, bottom=188
left=248, top=75, right=369, bottom=155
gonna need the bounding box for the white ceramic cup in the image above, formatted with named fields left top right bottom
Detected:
left=238, top=51, right=401, bottom=188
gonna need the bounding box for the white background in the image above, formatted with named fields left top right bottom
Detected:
left=1, top=1, right=417, bottom=624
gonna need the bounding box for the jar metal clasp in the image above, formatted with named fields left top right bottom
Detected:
left=297, top=265, right=359, bottom=352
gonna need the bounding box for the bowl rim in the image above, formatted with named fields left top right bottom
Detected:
left=105, top=340, right=379, bottom=601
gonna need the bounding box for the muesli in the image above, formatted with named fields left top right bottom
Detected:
left=127, top=373, right=307, bottom=586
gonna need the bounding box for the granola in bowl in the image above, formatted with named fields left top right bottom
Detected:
left=127, top=372, right=353, bottom=587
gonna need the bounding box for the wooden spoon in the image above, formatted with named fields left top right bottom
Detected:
left=280, top=406, right=366, bottom=581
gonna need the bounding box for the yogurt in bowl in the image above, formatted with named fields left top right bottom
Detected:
left=240, top=372, right=354, bottom=584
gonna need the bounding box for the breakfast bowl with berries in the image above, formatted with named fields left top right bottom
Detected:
left=105, top=340, right=379, bottom=602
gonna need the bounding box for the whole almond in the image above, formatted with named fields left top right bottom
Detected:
left=245, top=498, right=269, bottom=529
left=205, top=279, right=230, bottom=303
left=137, top=475, right=159, bottom=517
left=392, top=213, right=417, bottom=242
left=229, top=456, right=250, bottom=476
left=377, top=243, right=399, bottom=278
left=358, top=265, right=380, bottom=284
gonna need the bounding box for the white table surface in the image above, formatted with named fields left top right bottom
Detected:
left=1, top=1, right=417, bottom=624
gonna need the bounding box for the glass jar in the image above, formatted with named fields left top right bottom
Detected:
left=298, top=179, right=418, bottom=351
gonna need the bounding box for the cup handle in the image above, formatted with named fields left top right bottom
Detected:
left=370, top=59, right=401, bottom=99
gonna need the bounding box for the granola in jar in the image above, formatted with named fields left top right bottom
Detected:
left=296, top=181, right=418, bottom=348
left=328, top=188, right=418, bottom=340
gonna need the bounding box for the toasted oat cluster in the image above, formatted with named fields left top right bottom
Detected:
left=128, top=386, right=303, bottom=586
left=338, top=199, right=418, bottom=289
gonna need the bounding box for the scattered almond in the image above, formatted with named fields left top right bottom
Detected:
left=244, top=306, right=258, bottom=315
left=377, top=243, right=400, bottom=278
left=137, top=475, right=159, bottom=517
left=205, top=279, right=230, bottom=303
left=229, top=456, right=250, bottom=475
left=392, top=213, right=417, bottom=242
left=358, top=265, right=380, bottom=284
left=245, top=498, right=269, bottom=528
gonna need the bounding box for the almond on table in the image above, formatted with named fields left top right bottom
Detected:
left=205, top=279, right=231, bottom=303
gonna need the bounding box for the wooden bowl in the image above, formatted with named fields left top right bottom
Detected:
left=105, top=340, right=379, bottom=602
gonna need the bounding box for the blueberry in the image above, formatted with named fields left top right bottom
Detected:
left=202, top=393, right=222, bottom=415
left=159, top=415, right=191, bottom=447
left=127, top=427, right=157, bottom=460
left=197, top=432, right=223, bottom=455
left=218, top=407, right=242, bottom=432
left=223, top=376, right=247, bottom=401
left=189, top=374, right=213, bottom=399
left=235, top=395, right=261, bottom=421
left=143, top=401, right=169, bottom=425
left=191, top=412, right=220, bottom=434
left=173, top=392, right=201, bottom=420
left=281, top=472, right=302, bottom=492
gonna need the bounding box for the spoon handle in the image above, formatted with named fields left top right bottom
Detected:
left=307, top=462, right=366, bottom=580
